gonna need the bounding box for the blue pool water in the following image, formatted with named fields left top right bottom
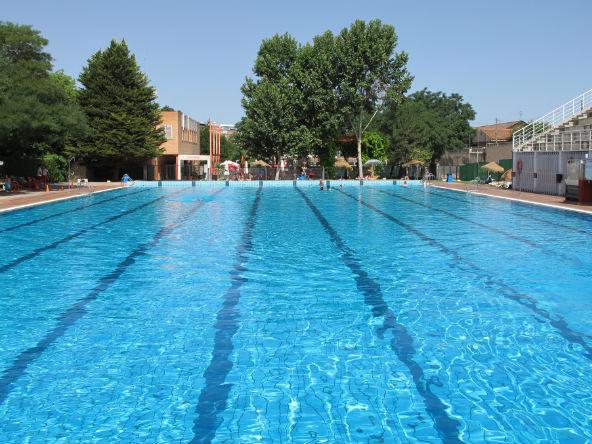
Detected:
left=0, top=184, right=591, bottom=443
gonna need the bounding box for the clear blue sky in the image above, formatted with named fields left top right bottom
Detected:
left=4, top=0, right=591, bottom=126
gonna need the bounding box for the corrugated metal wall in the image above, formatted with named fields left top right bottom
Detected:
left=513, top=150, right=589, bottom=195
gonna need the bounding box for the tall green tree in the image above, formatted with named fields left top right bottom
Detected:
left=77, top=39, right=164, bottom=176
left=294, top=31, right=342, bottom=168
left=0, top=22, right=86, bottom=159
left=335, top=19, right=412, bottom=178
left=220, top=134, right=240, bottom=161
left=238, top=20, right=413, bottom=179
left=382, top=89, right=475, bottom=172
left=362, top=131, right=388, bottom=162
left=200, top=123, right=210, bottom=155
left=236, top=34, right=314, bottom=178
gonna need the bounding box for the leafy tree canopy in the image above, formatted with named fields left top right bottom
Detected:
left=77, top=39, right=164, bottom=169
left=335, top=19, right=412, bottom=177
left=236, top=33, right=314, bottom=173
left=0, top=22, right=86, bottom=159
left=362, top=131, right=388, bottom=162
left=381, top=88, right=475, bottom=171
left=220, top=134, right=241, bottom=161
left=237, top=20, right=411, bottom=178
left=200, top=124, right=210, bottom=155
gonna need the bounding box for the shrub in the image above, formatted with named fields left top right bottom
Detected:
left=41, top=154, right=68, bottom=182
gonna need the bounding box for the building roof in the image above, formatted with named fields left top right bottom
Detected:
left=475, top=121, right=526, bottom=142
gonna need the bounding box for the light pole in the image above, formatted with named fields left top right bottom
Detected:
left=68, top=156, right=75, bottom=189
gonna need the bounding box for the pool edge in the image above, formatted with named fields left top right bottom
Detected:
left=432, top=185, right=592, bottom=215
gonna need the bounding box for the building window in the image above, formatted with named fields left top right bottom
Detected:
left=162, top=124, right=173, bottom=140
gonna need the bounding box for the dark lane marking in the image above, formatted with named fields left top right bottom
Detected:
left=297, top=188, right=462, bottom=444
left=340, top=189, right=592, bottom=361
left=376, top=188, right=584, bottom=266
left=411, top=187, right=592, bottom=235
left=0, top=189, right=185, bottom=275
left=377, top=188, right=539, bottom=247
left=0, top=188, right=150, bottom=234
left=0, top=188, right=225, bottom=405
left=191, top=189, right=262, bottom=444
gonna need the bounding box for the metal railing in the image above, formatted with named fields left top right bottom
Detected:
left=513, top=88, right=592, bottom=151
left=531, top=129, right=592, bottom=152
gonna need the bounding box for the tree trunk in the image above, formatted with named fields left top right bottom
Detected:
left=112, top=165, right=120, bottom=182
left=429, top=155, right=437, bottom=179
left=357, top=137, right=363, bottom=179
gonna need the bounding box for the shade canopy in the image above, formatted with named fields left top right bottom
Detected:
left=250, top=159, right=271, bottom=168
left=363, top=159, right=382, bottom=167
left=501, top=169, right=512, bottom=181
left=334, top=158, right=353, bottom=169
left=402, top=159, right=424, bottom=167
left=481, top=161, right=505, bottom=173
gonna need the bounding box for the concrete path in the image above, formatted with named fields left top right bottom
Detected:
left=433, top=182, right=592, bottom=214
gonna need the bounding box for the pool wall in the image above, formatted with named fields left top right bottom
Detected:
left=133, top=179, right=423, bottom=188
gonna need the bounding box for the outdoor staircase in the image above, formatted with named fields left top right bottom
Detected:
left=513, top=88, right=592, bottom=152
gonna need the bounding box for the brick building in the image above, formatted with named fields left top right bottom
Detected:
left=144, top=111, right=202, bottom=180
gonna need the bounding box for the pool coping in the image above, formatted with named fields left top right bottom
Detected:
left=0, top=186, right=122, bottom=215
left=432, top=184, right=592, bottom=215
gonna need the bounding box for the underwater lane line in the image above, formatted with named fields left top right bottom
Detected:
left=375, top=188, right=584, bottom=266
left=0, top=189, right=186, bottom=275
left=339, top=189, right=592, bottom=362
left=376, top=189, right=539, bottom=247
left=0, top=188, right=150, bottom=234
left=0, top=188, right=225, bottom=405
left=411, top=187, right=592, bottom=235
left=191, top=188, right=262, bottom=444
left=297, top=188, right=463, bottom=444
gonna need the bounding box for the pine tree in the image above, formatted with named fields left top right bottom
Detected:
left=77, top=39, right=164, bottom=174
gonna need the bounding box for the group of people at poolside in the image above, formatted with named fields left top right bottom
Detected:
left=2, top=165, right=49, bottom=193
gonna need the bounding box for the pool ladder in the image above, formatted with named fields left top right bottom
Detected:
left=465, top=179, right=480, bottom=195
left=422, top=173, right=434, bottom=190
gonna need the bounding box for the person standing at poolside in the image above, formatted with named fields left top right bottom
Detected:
left=42, top=166, right=49, bottom=184
left=121, top=173, right=132, bottom=186
left=3, top=175, right=12, bottom=192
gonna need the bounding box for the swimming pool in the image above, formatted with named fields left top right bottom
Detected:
left=0, top=184, right=591, bottom=443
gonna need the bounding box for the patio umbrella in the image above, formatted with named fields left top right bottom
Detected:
left=250, top=159, right=271, bottom=180
left=334, top=158, right=352, bottom=170
left=220, top=160, right=239, bottom=177
left=501, top=169, right=512, bottom=181
left=481, top=161, right=505, bottom=174
left=250, top=160, right=271, bottom=168
left=363, top=159, right=382, bottom=167
left=401, top=159, right=424, bottom=167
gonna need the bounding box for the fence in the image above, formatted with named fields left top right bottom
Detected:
left=513, top=150, right=589, bottom=195
left=458, top=159, right=512, bottom=181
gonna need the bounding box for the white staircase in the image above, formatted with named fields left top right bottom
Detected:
left=513, top=88, right=592, bottom=152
